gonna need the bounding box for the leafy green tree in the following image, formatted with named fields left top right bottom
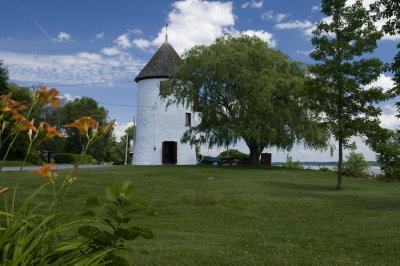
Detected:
left=108, top=125, right=135, bottom=165
left=371, top=0, right=400, bottom=116
left=56, top=97, right=114, bottom=162
left=343, top=152, right=370, bottom=178
left=282, top=154, right=303, bottom=169
left=0, top=60, right=9, bottom=95
left=307, top=0, right=387, bottom=189
left=162, top=35, right=328, bottom=165
left=374, top=129, right=400, bottom=181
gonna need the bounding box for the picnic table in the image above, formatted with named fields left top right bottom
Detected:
left=219, top=157, right=248, bottom=165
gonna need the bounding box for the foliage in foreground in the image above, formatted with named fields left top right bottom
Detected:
left=0, top=88, right=154, bottom=265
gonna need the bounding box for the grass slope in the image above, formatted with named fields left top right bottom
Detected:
left=2, top=166, right=400, bottom=265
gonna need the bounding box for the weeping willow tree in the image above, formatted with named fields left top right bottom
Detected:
left=161, top=35, right=328, bottom=165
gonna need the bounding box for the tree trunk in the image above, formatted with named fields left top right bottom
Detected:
left=336, top=139, right=343, bottom=190
left=248, top=146, right=262, bottom=166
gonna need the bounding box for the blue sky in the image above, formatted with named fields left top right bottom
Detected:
left=1, top=0, right=399, bottom=161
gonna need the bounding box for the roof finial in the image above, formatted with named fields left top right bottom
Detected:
left=165, top=24, right=168, bottom=42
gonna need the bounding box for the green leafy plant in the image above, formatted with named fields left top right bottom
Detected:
left=0, top=87, right=152, bottom=265
left=343, top=152, right=371, bottom=178
left=54, top=153, right=96, bottom=164
left=374, top=130, right=400, bottom=181
left=43, top=181, right=155, bottom=265
left=218, top=149, right=249, bottom=160
left=282, top=155, right=303, bottom=169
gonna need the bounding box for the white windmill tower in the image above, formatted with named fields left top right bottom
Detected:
left=132, top=30, right=197, bottom=165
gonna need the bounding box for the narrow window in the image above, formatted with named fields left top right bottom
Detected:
left=159, top=80, right=168, bottom=93
left=185, top=113, right=191, bottom=127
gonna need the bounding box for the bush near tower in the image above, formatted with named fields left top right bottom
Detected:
left=161, top=35, right=328, bottom=165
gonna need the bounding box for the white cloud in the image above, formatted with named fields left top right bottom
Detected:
left=131, top=0, right=275, bottom=54
left=101, top=47, right=121, bottom=56
left=365, top=74, right=395, bottom=92
left=128, top=28, right=143, bottom=35
left=275, top=13, right=289, bottom=23
left=60, top=93, right=81, bottom=101
left=261, top=10, right=274, bottom=20
left=241, top=0, right=263, bottom=9
left=311, top=5, right=320, bottom=12
left=239, top=30, right=276, bottom=47
left=132, top=38, right=151, bottom=49
left=95, top=32, right=105, bottom=40
left=241, top=2, right=250, bottom=9
left=0, top=51, right=143, bottom=85
left=115, top=33, right=132, bottom=49
left=53, top=32, right=72, bottom=42
left=380, top=105, right=399, bottom=129
left=275, top=20, right=314, bottom=30
left=296, top=49, right=313, bottom=55
left=261, top=10, right=290, bottom=22
left=274, top=16, right=334, bottom=37
left=114, top=121, right=134, bottom=141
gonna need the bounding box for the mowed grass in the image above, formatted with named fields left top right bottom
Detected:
left=2, top=165, right=400, bottom=265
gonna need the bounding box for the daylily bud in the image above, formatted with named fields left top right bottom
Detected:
left=0, top=187, right=11, bottom=194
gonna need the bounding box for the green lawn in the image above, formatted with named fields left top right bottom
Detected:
left=2, top=165, right=400, bottom=265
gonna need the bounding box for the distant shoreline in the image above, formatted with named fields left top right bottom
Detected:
left=272, top=161, right=380, bottom=166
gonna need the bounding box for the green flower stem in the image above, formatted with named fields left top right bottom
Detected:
left=10, top=139, right=34, bottom=214
left=1, top=101, right=36, bottom=167
left=51, top=137, right=92, bottom=211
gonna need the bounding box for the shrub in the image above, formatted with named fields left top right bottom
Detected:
left=27, top=153, right=44, bottom=165
left=282, top=155, right=303, bottom=169
left=218, top=149, right=249, bottom=159
left=343, top=152, right=370, bottom=178
left=374, top=130, right=400, bottom=182
left=54, top=153, right=75, bottom=163
left=54, top=153, right=96, bottom=164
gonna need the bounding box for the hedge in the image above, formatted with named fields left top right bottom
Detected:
left=54, top=153, right=96, bottom=164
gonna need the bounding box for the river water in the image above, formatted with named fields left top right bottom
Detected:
left=300, top=164, right=382, bottom=175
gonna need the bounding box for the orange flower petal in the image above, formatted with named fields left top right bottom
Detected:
left=0, top=187, right=11, bottom=194
left=65, top=116, right=99, bottom=135
left=28, top=164, right=56, bottom=180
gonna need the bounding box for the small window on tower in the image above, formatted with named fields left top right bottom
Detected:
left=185, top=113, right=191, bottom=127
left=159, top=81, right=168, bottom=93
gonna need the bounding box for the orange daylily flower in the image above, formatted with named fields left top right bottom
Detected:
left=0, top=187, right=11, bottom=194
left=64, top=116, right=99, bottom=136
left=36, top=86, right=61, bottom=109
left=98, top=119, right=116, bottom=136
left=0, top=93, right=27, bottom=116
left=28, top=164, right=56, bottom=181
left=11, top=113, right=26, bottom=122
left=39, top=122, right=64, bottom=140
left=15, top=119, right=37, bottom=132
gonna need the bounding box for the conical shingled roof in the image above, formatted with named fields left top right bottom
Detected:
left=134, top=42, right=181, bottom=82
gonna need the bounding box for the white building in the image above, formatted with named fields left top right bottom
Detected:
left=132, top=40, right=197, bottom=165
